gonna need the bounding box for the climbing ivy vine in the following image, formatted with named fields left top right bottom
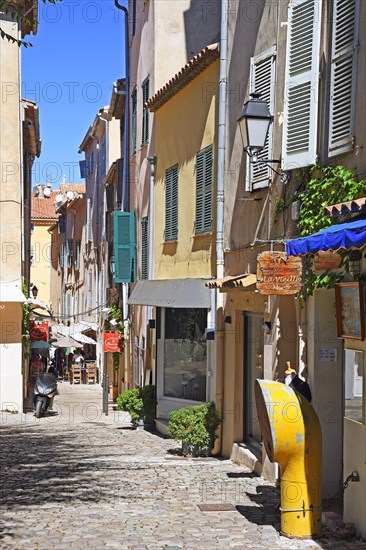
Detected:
left=296, top=165, right=366, bottom=301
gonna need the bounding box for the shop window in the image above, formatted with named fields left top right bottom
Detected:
left=163, top=308, right=207, bottom=401
left=344, top=349, right=364, bottom=423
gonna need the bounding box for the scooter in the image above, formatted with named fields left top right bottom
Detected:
left=33, top=372, right=58, bottom=418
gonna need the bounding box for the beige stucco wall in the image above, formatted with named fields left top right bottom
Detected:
left=31, top=223, right=52, bottom=305
left=153, top=61, right=219, bottom=280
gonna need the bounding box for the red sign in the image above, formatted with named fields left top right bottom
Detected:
left=30, top=321, right=49, bottom=342
left=103, top=332, right=123, bottom=352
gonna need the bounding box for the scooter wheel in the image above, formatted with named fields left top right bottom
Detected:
left=35, top=399, right=43, bottom=418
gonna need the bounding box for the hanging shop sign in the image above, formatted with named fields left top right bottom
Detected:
left=257, top=251, right=302, bottom=295
left=30, top=321, right=49, bottom=342
left=313, top=250, right=341, bottom=271
left=103, top=332, right=123, bottom=352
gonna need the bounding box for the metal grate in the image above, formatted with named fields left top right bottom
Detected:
left=198, top=504, right=236, bottom=512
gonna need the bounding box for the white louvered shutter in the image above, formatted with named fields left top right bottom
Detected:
left=282, top=0, right=322, bottom=170
left=328, top=0, right=359, bottom=156
left=246, top=48, right=276, bottom=191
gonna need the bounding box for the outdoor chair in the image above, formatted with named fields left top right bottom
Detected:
left=71, top=364, right=82, bottom=384
left=85, top=364, right=97, bottom=384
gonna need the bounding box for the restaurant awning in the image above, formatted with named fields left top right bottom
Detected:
left=286, top=215, right=366, bottom=256
left=205, top=273, right=257, bottom=291
left=127, top=279, right=212, bottom=308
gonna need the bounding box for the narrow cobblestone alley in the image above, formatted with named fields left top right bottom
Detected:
left=0, top=383, right=365, bottom=550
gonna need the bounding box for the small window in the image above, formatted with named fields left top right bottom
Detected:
left=141, top=78, right=149, bottom=146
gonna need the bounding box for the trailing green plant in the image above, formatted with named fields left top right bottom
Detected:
left=168, top=402, right=221, bottom=453
left=21, top=281, right=30, bottom=359
left=116, top=388, right=143, bottom=421
left=296, top=165, right=366, bottom=301
left=299, top=165, right=366, bottom=237
left=112, top=352, right=120, bottom=372
left=109, top=304, right=124, bottom=333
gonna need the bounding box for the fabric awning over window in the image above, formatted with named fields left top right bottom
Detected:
left=286, top=215, right=366, bottom=256
left=127, top=279, right=212, bottom=308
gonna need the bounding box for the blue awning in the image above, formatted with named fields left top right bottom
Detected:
left=286, top=215, right=366, bottom=256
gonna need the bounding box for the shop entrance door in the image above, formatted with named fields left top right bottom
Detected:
left=244, top=312, right=264, bottom=445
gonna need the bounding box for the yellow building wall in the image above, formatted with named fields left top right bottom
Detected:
left=31, top=223, right=52, bottom=305
left=153, top=61, right=219, bottom=280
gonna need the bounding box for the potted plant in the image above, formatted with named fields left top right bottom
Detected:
left=168, top=402, right=221, bottom=457
left=116, top=388, right=143, bottom=426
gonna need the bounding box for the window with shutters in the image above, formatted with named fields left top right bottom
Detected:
left=282, top=0, right=322, bottom=169
left=141, top=78, right=149, bottom=146
left=86, top=198, right=92, bottom=242
left=59, top=243, right=65, bottom=269
left=165, top=165, right=179, bottom=241
left=113, top=211, right=136, bottom=283
left=88, top=270, right=93, bottom=311
left=87, top=151, right=94, bottom=176
left=328, top=0, right=359, bottom=157
left=67, top=239, right=73, bottom=269
left=195, top=145, right=213, bottom=235
left=141, top=216, right=148, bottom=280
left=75, top=240, right=81, bottom=271
left=132, top=87, right=137, bottom=154
left=66, top=291, right=72, bottom=320
left=246, top=48, right=276, bottom=191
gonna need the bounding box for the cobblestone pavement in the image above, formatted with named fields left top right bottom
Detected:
left=1, top=383, right=365, bottom=550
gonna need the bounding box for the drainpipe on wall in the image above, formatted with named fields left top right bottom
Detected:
left=212, top=0, right=228, bottom=455
left=114, top=0, right=130, bottom=213
left=147, top=156, right=156, bottom=383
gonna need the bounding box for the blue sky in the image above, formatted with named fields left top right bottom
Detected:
left=22, top=1, right=126, bottom=186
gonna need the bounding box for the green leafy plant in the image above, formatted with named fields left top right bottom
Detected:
left=296, top=165, right=366, bottom=301
left=168, top=402, right=221, bottom=454
left=116, top=388, right=143, bottom=422
left=21, top=281, right=30, bottom=359
left=112, top=352, right=120, bottom=372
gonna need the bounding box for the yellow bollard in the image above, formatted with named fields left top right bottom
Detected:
left=255, top=379, right=322, bottom=538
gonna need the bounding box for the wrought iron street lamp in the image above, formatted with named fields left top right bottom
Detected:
left=238, top=92, right=290, bottom=184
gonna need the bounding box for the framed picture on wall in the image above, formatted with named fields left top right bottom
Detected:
left=335, top=282, right=365, bottom=340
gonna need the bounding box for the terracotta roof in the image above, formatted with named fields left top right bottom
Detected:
left=206, top=273, right=257, bottom=290
left=32, top=190, right=59, bottom=220
left=60, top=183, right=86, bottom=194
left=146, top=43, right=220, bottom=112
left=325, top=197, right=366, bottom=218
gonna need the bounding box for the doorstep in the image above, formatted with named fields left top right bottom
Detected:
left=155, top=417, right=170, bottom=436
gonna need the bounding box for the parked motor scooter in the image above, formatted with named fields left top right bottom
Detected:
left=33, top=372, right=58, bottom=418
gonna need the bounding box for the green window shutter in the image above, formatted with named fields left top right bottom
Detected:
left=113, top=212, right=136, bottom=283
left=328, top=0, right=359, bottom=156
left=246, top=48, right=276, bottom=191
left=142, top=78, right=149, bottom=145
left=141, top=217, right=148, bottom=280
left=165, top=165, right=179, bottom=241
left=132, top=87, right=137, bottom=154
left=195, top=146, right=213, bottom=234
left=282, top=0, right=322, bottom=169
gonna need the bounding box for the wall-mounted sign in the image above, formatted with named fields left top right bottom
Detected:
left=103, top=332, right=123, bottom=352
left=318, top=348, right=338, bottom=362
left=257, top=252, right=302, bottom=295
left=30, top=321, right=48, bottom=342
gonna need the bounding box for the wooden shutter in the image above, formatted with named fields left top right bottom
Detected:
left=329, top=0, right=359, bottom=156
left=86, top=198, right=92, bottom=242
left=59, top=243, right=64, bottom=269
left=113, top=212, right=136, bottom=283
left=195, top=146, right=213, bottom=234
left=142, top=78, right=149, bottom=145
left=165, top=165, right=179, bottom=241
left=141, top=217, right=148, bottom=280
left=282, top=0, right=322, bottom=169
left=67, top=239, right=73, bottom=268
left=75, top=240, right=81, bottom=271
left=132, top=87, right=137, bottom=154
left=246, top=48, right=276, bottom=191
